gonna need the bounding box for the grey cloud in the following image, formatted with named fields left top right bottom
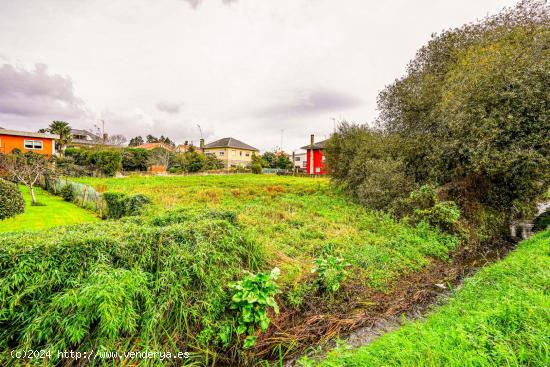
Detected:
left=183, top=0, right=237, bottom=9
left=0, top=63, right=87, bottom=120
left=156, top=102, right=181, bottom=114
left=256, top=89, right=361, bottom=118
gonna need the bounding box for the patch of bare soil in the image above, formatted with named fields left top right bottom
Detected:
left=251, top=241, right=515, bottom=366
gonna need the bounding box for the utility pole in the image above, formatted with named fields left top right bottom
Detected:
left=280, top=129, right=284, bottom=152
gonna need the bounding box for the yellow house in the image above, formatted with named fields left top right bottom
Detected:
left=203, top=137, right=259, bottom=168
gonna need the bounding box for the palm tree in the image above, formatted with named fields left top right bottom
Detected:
left=48, top=121, right=72, bottom=156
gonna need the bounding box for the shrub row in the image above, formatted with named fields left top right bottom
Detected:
left=102, top=192, right=151, bottom=219
left=62, top=148, right=123, bottom=176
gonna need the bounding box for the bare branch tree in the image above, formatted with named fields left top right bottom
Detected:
left=107, top=134, right=127, bottom=146
left=0, top=152, right=53, bottom=205
left=148, top=148, right=172, bottom=168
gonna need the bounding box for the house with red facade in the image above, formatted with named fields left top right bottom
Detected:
left=301, top=135, right=328, bottom=175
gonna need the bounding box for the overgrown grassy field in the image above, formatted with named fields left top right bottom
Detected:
left=317, top=228, right=550, bottom=367
left=0, top=186, right=99, bottom=233
left=0, top=174, right=459, bottom=365
left=73, top=174, right=458, bottom=288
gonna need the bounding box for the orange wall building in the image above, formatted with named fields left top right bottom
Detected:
left=0, top=129, right=59, bottom=156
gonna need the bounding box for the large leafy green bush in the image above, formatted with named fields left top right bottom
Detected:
left=325, top=123, right=414, bottom=211
left=170, top=150, right=225, bottom=173
left=64, top=148, right=122, bottom=176
left=230, top=268, right=280, bottom=348
left=103, top=192, right=150, bottom=219
left=88, top=150, right=122, bottom=176
left=121, top=148, right=150, bottom=172
left=0, top=178, right=24, bottom=219
left=312, top=255, right=349, bottom=293
left=59, top=184, right=75, bottom=202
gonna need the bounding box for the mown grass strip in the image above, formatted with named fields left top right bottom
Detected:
left=0, top=185, right=99, bottom=233
left=317, top=229, right=550, bottom=367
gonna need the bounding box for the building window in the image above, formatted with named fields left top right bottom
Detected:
left=239, top=151, right=242, bottom=156
left=245, top=153, right=250, bottom=157
left=219, top=151, right=224, bottom=156
left=295, top=157, right=300, bottom=161
left=24, top=139, right=43, bottom=150
left=315, top=167, right=321, bottom=173
left=231, top=150, right=236, bottom=156
left=302, top=161, right=307, bottom=168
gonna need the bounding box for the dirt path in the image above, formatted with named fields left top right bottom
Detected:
left=253, top=241, right=516, bottom=366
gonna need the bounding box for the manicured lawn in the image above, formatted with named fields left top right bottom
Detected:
left=73, top=174, right=458, bottom=288
left=317, top=229, right=550, bottom=367
left=0, top=185, right=99, bottom=233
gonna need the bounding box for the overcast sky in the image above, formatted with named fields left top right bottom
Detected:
left=0, top=0, right=518, bottom=152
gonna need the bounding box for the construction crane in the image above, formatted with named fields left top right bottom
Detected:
left=196, top=124, right=203, bottom=140
left=196, top=124, right=204, bottom=148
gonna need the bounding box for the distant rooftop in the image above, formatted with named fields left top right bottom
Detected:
left=300, top=139, right=328, bottom=150
left=0, top=128, right=59, bottom=140
left=136, top=142, right=175, bottom=151
left=204, top=137, right=258, bottom=151
left=71, top=128, right=100, bottom=137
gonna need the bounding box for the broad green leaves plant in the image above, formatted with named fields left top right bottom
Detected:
left=312, top=255, right=349, bottom=293
left=230, top=267, right=280, bottom=348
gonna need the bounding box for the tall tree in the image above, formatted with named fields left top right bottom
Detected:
left=128, top=136, right=144, bottom=147
left=146, top=135, right=159, bottom=143
left=159, top=135, right=175, bottom=147
left=376, top=0, right=549, bottom=217
left=48, top=121, right=72, bottom=156
left=148, top=147, right=172, bottom=167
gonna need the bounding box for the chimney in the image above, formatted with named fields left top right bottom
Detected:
left=309, top=134, right=314, bottom=174
left=200, top=138, right=205, bottom=148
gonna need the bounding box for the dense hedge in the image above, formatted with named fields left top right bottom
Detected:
left=122, top=148, right=150, bottom=172
left=103, top=192, right=151, bottom=219
left=0, top=179, right=25, bottom=220
left=64, top=148, right=122, bottom=176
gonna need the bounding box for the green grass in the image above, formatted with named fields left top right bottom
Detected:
left=0, top=186, right=99, bottom=232
left=316, top=229, right=550, bottom=367
left=73, top=174, right=458, bottom=289
left=0, top=175, right=460, bottom=364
